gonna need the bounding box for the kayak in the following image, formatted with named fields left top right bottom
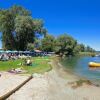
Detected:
left=89, top=62, right=100, bottom=67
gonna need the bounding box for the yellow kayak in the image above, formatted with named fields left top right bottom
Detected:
left=89, top=62, right=100, bottom=67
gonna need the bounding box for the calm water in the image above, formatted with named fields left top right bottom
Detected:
left=61, top=56, right=100, bottom=85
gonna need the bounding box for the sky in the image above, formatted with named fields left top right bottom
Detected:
left=0, top=0, right=100, bottom=50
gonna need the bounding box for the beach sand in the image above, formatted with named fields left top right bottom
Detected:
left=7, top=59, right=100, bottom=100
left=0, top=72, right=29, bottom=99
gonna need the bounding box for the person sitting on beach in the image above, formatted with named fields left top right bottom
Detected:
left=26, top=59, right=32, bottom=66
left=8, top=67, right=23, bottom=73
left=8, top=68, right=16, bottom=73
left=15, top=68, right=22, bottom=73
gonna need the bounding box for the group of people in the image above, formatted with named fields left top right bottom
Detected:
left=0, top=53, right=18, bottom=61
left=0, top=53, right=33, bottom=61
left=8, top=67, right=27, bottom=74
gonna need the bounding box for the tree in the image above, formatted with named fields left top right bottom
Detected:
left=0, top=5, right=46, bottom=50
left=73, top=44, right=81, bottom=54
left=15, top=16, right=46, bottom=50
left=0, top=10, right=15, bottom=50
left=9, top=5, right=31, bottom=16
left=34, top=38, right=41, bottom=49
left=27, top=43, right=34, bottom=51
left=41, top=34, right=55, bottom=52
left=79, top=44, right=85, bottom=52
left=32, top=19, right=47, bottom=37
left=15, top=16, right=35, bottom=50
left=0, top=5, right=31, bottom=50
left=86, top=46, right=95, bottom=52
left=55, top=34, right=77, bottom=56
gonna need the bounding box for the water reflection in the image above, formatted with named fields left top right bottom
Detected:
left=61, top=56, right=100, bottom=84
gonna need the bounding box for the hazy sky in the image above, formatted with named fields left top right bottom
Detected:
left=0, top=0, right=100, bottom=50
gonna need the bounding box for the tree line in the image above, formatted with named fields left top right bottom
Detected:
left=41, top=34, right=95, bottom=56
left=0, top=5, right=95, bottom=56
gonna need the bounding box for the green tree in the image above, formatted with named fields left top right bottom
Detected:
left=15, top=16, right=46, bottom=50
left=55, top=34, right=77, bottom=56
left=0, top=5, right=30, bottom=50
left=32, top=19, right=47, bottom=37
left=15, top=16, right=35, bottom=50
left=0, top=5, right=46, bottom=50
left=9, top=5, right=31, bottom=16
left=73, top=44, right=81, bottom=54
left=27, top=43, right=34, bottom=51
left=41, top=34, right=55, bottom=52
left=79, top=44, right=85, bottom=52
left=86, top=46, right=95, bottom=52
left=0, top=10, right=15, bottom=50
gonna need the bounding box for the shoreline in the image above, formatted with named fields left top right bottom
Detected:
left=55, top=56, right=100, bottom=86
left=1, top=57, right=100, bottom=100
left=52, top=57, right=90, bottom=80
left=51, top=57, right=80, bottom=79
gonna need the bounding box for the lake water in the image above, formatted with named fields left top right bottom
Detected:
left=61, top=56, right=100, bottom=85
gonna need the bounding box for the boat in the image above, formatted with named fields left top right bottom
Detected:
left=89, top=62, right=100, bottom=67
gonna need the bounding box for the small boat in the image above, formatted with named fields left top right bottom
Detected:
left=89, top=62, right=100, bottom=67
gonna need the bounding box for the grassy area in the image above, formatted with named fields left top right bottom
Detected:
left=69, top=79, right=92, bottom=89
left=0, top=56, right=52, bottom=74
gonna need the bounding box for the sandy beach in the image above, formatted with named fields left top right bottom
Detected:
left=6, top=59, right=100, bottom=100
left=0, top=72, right=29, bottom=99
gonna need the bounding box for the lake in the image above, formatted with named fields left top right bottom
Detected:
left=61, top=56, right=100, bottom=85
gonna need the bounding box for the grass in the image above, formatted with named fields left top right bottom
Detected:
left=0, top=56, right=52, bottom=74
left=76, top=79, right=92, bottom=86
left=70, top=79, right=92, bottom=89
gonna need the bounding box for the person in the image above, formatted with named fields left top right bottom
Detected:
left=26, top=59, right=32, bottom=66
left=8, top=68, right=16, bottom=73
left=8, top=67, right=23, bottom=73
left=15, top=68, right=22, bottom=73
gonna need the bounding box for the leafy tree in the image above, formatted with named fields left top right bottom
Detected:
left=0, top=10, right=15, bottom=50
left=9, top=5, right=31, bottom=16
left=73, top=44, right=81, bottom=54
left=0, top=5, right=46, bottom=50
left=86, top=46, right=95, bottom=52
left=41, top=34, right=55, bottom=52
left=34, top=38, right=41, bottom=49
left=55, top=34, right=77, bottom=56
left=27, top=43, right=34, bottom=51
left=32, top=19, right=47, bottom=37
left=15, top=16, right=46, bottom=50
left=0, top=5, right=30, bottom=50
left=79, top=44, right=85, bottom=52
left=15, top=16, right=35, bottom=50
